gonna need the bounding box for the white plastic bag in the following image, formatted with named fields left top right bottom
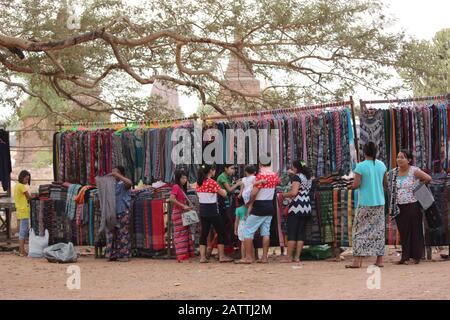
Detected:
left=28, top=229, right=49, bottom=258
left=43, top=242, right=77, bottom=263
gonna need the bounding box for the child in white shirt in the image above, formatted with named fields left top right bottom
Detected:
left=235, top=165, right=266, bottom=260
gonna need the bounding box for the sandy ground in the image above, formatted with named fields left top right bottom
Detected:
left=1, top=247, right=450, bottom=300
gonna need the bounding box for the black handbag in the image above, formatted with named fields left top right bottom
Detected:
left=423, top=202, right=442, bottom=230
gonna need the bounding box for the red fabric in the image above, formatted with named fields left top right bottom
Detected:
left=151, top=199, right=165, bottom=251
left=255, top=172, right=280, bottom=189
left=196, top=178, right=221, bottom=193
left=144, top=199, right=150, bottom=249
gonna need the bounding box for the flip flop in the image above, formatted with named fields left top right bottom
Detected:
left=234, top=260, right=252, bottom=264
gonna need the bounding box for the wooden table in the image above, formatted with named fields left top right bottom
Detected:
left=0, top=198, right=14, bottom=240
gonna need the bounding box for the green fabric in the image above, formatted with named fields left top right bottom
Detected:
left=300, top=245, right=332, bottom=260
left=354, top=160, right=387, bottom=207
left=235, top=205, right=247, bottom=220
left=217, top=172, right=231, bottom=193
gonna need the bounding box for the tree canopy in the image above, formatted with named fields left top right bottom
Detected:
left=398, top=28, right=449, bottom=97
left=0, top=0, right=411, bottom=121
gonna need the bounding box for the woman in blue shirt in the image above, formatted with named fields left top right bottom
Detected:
left=107, top=165, right=132, bottom=262
left=346, top=142, right=387, bottom=268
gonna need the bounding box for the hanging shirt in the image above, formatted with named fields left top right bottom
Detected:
left=196, top=178, right=222, bottom=204
left=354, top=160, right=387, bottom=207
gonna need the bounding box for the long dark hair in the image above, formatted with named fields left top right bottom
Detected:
left=292, top=159, right=312, bottom=180
left=399, top=149, right=413, bottom=165
left=197, top=164, right=215, bottom=187
left=174, top=170, right=188, bottom=192
left=18, top=170, right=31, bottom=185
left=364, top=142, right=378, bottom=164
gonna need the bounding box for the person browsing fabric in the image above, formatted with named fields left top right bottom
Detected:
left=169, top=170, right=195, bottom=262
left=14, top=170, right=32, bottom=257
left=235, top=165, right=266, bottom=261
left=280, top=160, right=313, bottom=263
left=236, top=160, right=280, bottom=264
left=387, top=150, right=432, bottom=265
left=346, top=142, right=387, bottom=269
left=106, top=166, right=132, bottom=262
left=196, top=164, right=233, bottom=263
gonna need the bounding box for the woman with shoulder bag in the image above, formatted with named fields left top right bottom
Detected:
left=169, top=170, right=195, bottom=262
left=387, top=150, right=432, bottom=265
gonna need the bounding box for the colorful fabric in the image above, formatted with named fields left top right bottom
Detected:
left=106, top=210, right=131, bottom=260
left=352, top=205, right=385, bottom=256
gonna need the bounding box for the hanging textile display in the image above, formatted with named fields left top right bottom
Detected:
left=206, top=107, right=356, bottom=179
left=54, top=102, right=357, bottom=185
left=359, top=97, right=449, bottom=172
left=425, top=173, right=449, bottom=246
left=0, top=129, right=12, bottom=191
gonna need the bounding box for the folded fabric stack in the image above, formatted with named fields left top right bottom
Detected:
left=38, top=184, right=51, bottom=198
left=318, top=174, right=353, bottom=190
left=50, top=183, right=68, bottom=201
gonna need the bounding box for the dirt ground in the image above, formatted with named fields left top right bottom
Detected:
left=1, top=246, right=450, bottom=300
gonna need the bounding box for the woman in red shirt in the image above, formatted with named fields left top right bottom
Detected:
left=196, top=164, right=233, bottom=263
left=169, top=170, right=195, bottom=262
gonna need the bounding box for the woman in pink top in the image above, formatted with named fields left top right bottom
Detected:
left=169, top=170, right=195, bottom=262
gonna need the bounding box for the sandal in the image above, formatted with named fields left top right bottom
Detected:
left=234, top=260, right=252, bottom=264
left=199, top=259, right=209, bottom=263
left=219, top=257, right=234, bottom=263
